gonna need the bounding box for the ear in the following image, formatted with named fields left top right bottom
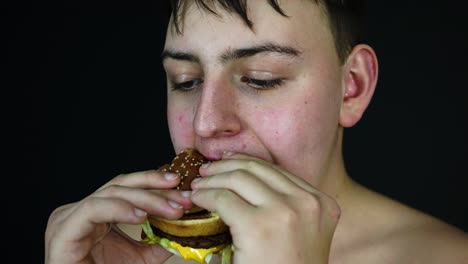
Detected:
left=339, top=44, right=379, bottom=127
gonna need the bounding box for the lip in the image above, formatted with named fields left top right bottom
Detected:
left=200, top=152, right=223, bottom=161
left=196, top=148, right=228, bottom=161
left=195, top=145, right=265, bottom=162
left=199, top=148, right=259, bottom=162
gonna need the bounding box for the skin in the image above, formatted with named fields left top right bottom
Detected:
left=45, top=1, right=468, bottom=264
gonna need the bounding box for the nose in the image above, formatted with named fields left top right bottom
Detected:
left=193, top=80, right=241, bottom=138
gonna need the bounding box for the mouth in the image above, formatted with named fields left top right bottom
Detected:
left=193, top=145, right=266, bottom=162
left=196, top=148, right=229, bottom=162
left=201, top=153, right=223, bottom=162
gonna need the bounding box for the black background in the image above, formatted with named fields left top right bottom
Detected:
left=6, top=1, right=468, bottom=263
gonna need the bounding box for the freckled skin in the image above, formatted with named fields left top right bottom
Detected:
left=165, top=1, right=343, bottom=187
left=169, top=111, right=193, bottom=151
left=44, top=2, right=468, bottom=264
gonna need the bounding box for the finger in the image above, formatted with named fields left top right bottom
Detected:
left=94, top=185, right=190, bottom=219
left=48, top=202, right=77, bottom=224
left=220, top=152, right=319, bottom=194
left=191, top=169, right=280, bottom=206
left=200, top=157, right=299, bottom=195
left=190, top=188, right=254, bottom=228
left=98, top=170, right=180, bottom=191
left=45, top=202, right=79, bottom=244
left=149, top=189, right=194, bottom=210
left=57, top=197, right=148, bottom=243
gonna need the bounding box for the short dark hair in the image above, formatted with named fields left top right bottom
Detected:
left=166, top=0, right=366, bottom=63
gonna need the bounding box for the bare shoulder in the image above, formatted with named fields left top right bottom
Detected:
left=334, top=183, right=468, bottom=264
left=391, top=210, right=468, bottom=263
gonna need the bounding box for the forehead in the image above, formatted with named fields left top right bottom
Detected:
left=164, top=1, right=334, bottom=60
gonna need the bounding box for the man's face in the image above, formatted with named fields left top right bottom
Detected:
left=163, top=1, right=345, bottom=186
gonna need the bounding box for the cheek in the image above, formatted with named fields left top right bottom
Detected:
left=250, top=95, right=340, bottom=181
left=167, top=108, right=194, bottom=150
left=251, top=107, right=308, bottom=154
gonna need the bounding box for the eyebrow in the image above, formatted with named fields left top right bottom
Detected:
left=161, top=42, right=302, bottom=64
left=161, top=51, right=200, bottom=63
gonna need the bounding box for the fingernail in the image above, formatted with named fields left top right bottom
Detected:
left=168, top=200, right=183, bottom=209
left=181, top=191, right=191, bottom=198
left=223, top=151, right=234, bottom=158
left=201, top=162, right=211, bottom=169
left=164, top=173, right=178, bottom=181
left=191, top=177, right=201, bottom=185
left=134, top=208, right=147, bottom=217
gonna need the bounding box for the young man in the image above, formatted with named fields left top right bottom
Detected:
left=45, top=1, right=468, bottom=263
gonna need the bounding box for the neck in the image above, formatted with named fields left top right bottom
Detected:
left=317, top=127, right=353, bottom=201
left=317, top=127, right=367, bottom=242
left=321, top=129, right=383, bottom=260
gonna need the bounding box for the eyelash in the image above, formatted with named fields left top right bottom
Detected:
left=171, top=76, right=284, bottom=91
left=240, top=76, right=284, bottom=90
left=172, top=79, right=203, bottom=91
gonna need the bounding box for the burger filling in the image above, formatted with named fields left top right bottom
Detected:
left=141, top=219, right=233, bottom=264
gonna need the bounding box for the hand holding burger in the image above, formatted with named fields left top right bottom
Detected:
left=141, top=148, right=233, bottom=264
left=188, top=151, right=341, bottom=264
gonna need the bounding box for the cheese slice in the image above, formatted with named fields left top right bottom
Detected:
left=141, top=219, right=226, bottom=264
left=169, top=240, right=224, bottom=264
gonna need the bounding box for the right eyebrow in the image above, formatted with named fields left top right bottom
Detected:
left=161, top=42, right=302, bottom=65
left=219, top=43, right=302, bottom=64
left=161, top=50, right=200, bottom=64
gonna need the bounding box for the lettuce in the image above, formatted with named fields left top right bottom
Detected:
left=141, top=219, right=158, bottom=244
left=221, top=244, right=233, bottom=264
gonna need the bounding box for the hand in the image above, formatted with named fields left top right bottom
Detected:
left=45, top=170, right=193, bottom=264
left=191, top=152, right=341, bottom=264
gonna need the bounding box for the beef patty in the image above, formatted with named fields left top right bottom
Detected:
left=142, top=210, right=231, bottom=248
left=143, top=225, right=232, bottom=248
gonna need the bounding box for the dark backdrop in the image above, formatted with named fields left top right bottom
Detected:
left=7, top=1, right=467, bottom=263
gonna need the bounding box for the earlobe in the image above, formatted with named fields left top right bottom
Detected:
left=339, top=44, right=379, bottom=127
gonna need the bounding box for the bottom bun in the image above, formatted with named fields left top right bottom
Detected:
left=150, top=224, right=231, bottom=248
left=141, top=220, right=233, bottom=264
left=148, top=211, right=228, bottom=237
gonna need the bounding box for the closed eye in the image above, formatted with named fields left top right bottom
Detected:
left=172, top=79, right=204, bottom=91
left=240, top=76, right=284, bottom=90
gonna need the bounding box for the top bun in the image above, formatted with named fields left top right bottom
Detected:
left=158, top=148, right=208, bottom=190
left=150, top=148, right=228, bottom=237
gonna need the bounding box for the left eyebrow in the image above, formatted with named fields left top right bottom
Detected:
left=219, top=42, right=302, bottom=64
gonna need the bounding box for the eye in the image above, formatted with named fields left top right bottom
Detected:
left=240, top=76, right=284, bottom=90
left=172, top=79, right=204, bottom=91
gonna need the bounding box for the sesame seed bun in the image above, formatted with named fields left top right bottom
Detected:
left=141, top=148, right=232, bottom=264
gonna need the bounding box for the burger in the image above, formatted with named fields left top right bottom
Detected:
left=141, top=148, right=233, bottom=264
